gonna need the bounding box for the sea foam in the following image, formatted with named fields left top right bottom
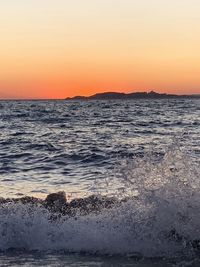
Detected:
left=0, top=146, right=199, bottom=258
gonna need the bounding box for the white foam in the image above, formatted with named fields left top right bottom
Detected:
left=0, top=146, right=199, bottom=258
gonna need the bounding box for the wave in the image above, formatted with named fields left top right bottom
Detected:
left=0, top=146, right=199, bottom=258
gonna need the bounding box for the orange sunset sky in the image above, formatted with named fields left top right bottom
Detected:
left=0, top=0, right=200, bottom=99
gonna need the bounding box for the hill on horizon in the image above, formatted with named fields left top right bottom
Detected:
left=66, top=91, right=200, bottom=100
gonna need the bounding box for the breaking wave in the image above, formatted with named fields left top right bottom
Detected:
left=0, top=145, right=199, bottom=259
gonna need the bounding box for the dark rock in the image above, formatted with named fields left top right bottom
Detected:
left=45, top=191, right=67, bottom=206
left=14, top=196, right=43, bottom=205
left=0, top=197, right=7, bottom=204
left=69, top=195, right=119, bottom=215
left=0, top=192, right=120, bottom=217
left=44, top=191, right=68, bottom=215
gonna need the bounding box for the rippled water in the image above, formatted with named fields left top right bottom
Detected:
left=0, top=99, right=199, bottom=266
left=0, top=99, right=199, bottom=198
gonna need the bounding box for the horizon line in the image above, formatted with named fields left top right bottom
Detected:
left=0, top=90, right=200, bottom=101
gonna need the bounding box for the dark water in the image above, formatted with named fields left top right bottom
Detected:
left=1, top=251, right=200, bottom=267
left=0, top=99, right=199, bottom=266
left=0, top=99, right=199, bottom=198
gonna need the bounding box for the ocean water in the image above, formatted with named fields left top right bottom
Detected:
left=0, top=99, right=199, bottom=266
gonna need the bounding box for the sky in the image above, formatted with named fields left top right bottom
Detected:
left=0, top=0, right=200, bottom=99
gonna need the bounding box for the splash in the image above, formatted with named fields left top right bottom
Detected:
left=0, top=145, right=199, bottom=258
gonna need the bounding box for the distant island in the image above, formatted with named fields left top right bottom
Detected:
left=66, top=91, right=200, bottom=100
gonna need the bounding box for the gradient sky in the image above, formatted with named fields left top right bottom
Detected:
left=0, top=0, right=200, bottom=99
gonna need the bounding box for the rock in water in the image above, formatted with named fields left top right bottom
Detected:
left=45, top=191, right=66, bottom=206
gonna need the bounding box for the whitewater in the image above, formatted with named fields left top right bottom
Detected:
left=0, top=99, right=199, bottom=266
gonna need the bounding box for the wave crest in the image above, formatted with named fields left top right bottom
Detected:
left=0, top=146, right=199, bottom=258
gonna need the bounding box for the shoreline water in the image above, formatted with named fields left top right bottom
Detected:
left=0, top=99, right=199, bottom=265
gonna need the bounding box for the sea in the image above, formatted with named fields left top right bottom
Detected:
left=0, top=99, right=199, bottom=266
